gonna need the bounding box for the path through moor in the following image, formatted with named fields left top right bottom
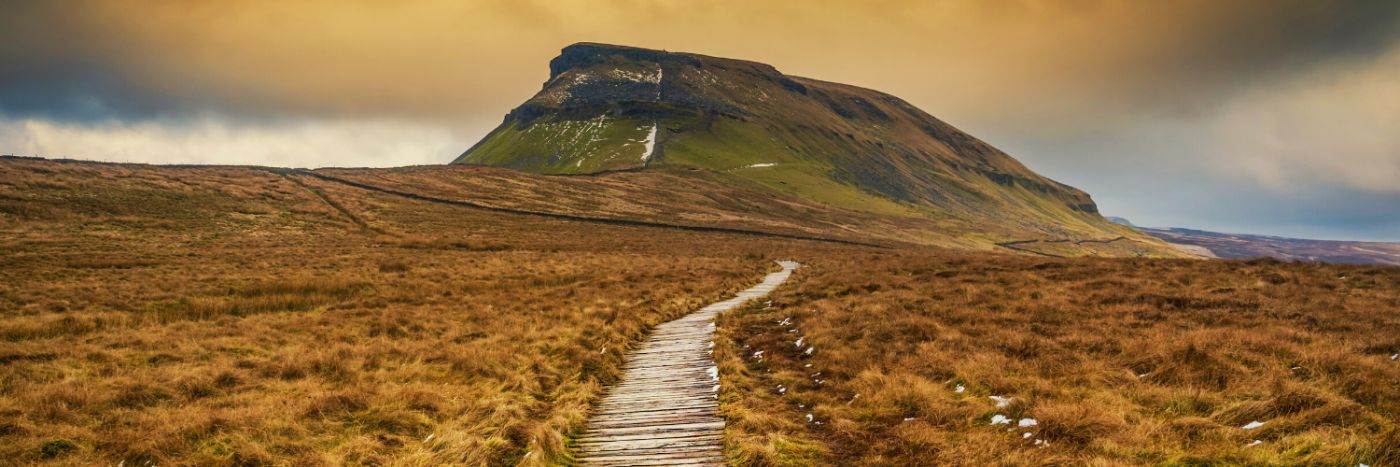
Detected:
left=574, top=261, right=800, bottom=466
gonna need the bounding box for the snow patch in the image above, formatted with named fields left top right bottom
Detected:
left=607, top=68, right=662, bottom=84
left=989, top=395, right=1011, bottom=408
left=639, top=123, right=658, bottom=162
left=1242, top=420, right=1266, bottom=430
left=1018, top=418, right=1038, bottom=428
left=744, top=162, right=778, bottom=169
left=991, top=414, right=1011, bottom=425
left=954, top=384, right=965, bottom=394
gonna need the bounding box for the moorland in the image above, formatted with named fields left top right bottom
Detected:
left=2, top=157, right=1397, bottom=466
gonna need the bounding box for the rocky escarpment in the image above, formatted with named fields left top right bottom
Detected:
left=456, top=43, right=1122, bottom=242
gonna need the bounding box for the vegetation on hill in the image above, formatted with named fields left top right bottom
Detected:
left=313, top=164, right=1178, bottom=257
left=455, top=43, right=1164, bottom=253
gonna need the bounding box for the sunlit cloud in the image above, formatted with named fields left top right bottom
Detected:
left=1, top=117, right=465, bottom=168
left=1208, top=48, right=1400, bottom=194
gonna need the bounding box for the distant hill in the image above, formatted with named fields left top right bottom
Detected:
left=1106, top=216, right=1136, bottom=227
left=454, top=43, right=1172, bottom=255
left=1136, top=226, right=1400, bottom=266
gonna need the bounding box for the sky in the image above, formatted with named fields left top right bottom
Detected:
left=2, top=0, right=1398, bottom=241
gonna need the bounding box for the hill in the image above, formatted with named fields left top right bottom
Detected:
left=455, top=43, right=1172, bottom=255
left=1140, top=227, right=1400, bottom=265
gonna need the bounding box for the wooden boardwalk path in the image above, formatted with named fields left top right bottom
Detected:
left=575, top=261, right=800, bottom=466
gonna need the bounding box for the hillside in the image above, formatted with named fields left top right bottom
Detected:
left=455, top=43, right=1169, bottom=253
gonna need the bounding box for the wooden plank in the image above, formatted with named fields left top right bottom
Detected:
left=583, top=421, right=724, bottom=436
left=586, top=460, right=724, bottom=467
left=620, top=364, right=715, bottom=372
left=609, top=378, right=715, bottom=387
left=598, top=391, right=718, bottom=402
left=577, top=441, right=724, bottom=454
left=577, top=434, right=722, bottom=447
left=579, top=447, right=723, bottom=457
left=585, top=402, right=717, bottom=416
left=594, top=397, right=718, bottom=410
left=576, top=430, right=723, bottom=444
left=579, top=451, right=726, bottom=463
left=598, top=389, right=717, bottom=400
left=589, top=414, right=721, bottom=428
left=590, top=413, right=721, bottom=424
left=575, top=261, right=799, bottom=466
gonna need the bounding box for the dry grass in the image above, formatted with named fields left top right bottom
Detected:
left=0, top=158, right=848, bottom=465
left=3, top=157, right=1396, bottom=466
left=314, top=165, right=1180, bottom=256
left=716, top=252, right=1400, bottom=465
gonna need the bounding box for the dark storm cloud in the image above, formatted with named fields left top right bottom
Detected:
left=0, top=1, right=185, bottom=121
left=0, top=66, right=162, bottom=121
left=3, top=0, right=1399, bottom=123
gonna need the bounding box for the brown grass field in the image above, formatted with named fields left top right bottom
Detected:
left=0, top=158, right=849, bottom=465
left=309, top=165, right=1178, bottom=258
left=716, top=253, right=1400, bottom=465
left=2, top=157, right=1398, bottom=466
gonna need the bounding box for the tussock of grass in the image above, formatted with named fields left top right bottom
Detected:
left=392, top=234, right=510, bottom=251
left=145, top=277, right=368, bottom=323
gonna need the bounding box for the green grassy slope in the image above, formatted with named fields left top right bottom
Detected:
left=455, top=43, right=1172, bottom=254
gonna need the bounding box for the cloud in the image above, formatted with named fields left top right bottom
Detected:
left=5, top=0, right=1398, bottom=124
left=2, top=0, right=1398, bottom=239
left=0, top=116, right=466, bottom=168
left=987, top=44, right=1400, bottom=241
left=1208, top=48, right=1400, bottom=194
